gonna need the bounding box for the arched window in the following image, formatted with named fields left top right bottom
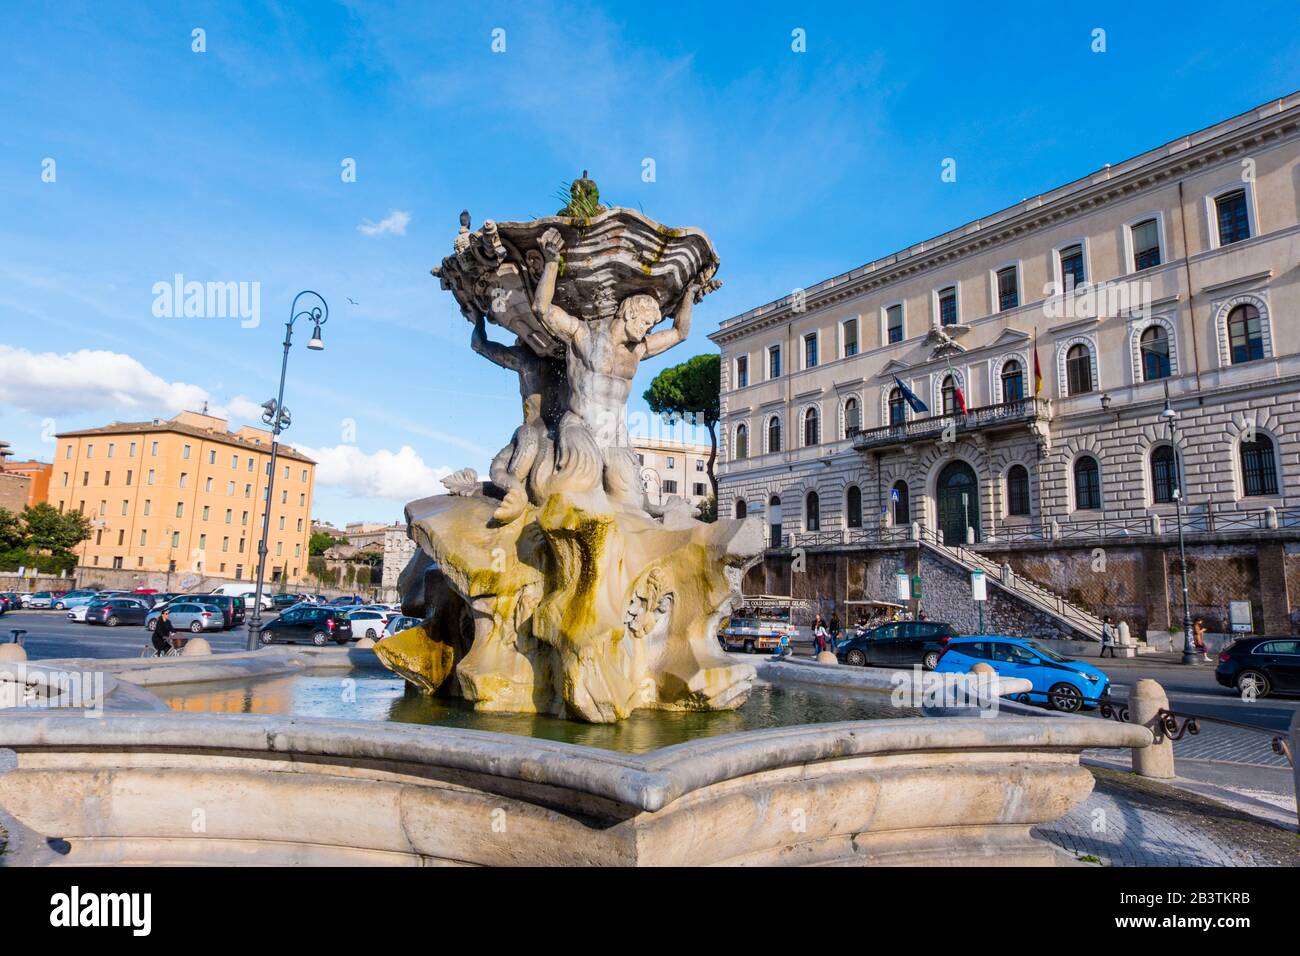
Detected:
left=1139, top=326, right=1171, bottom=381
left=768, top=495, right=782, bottom=547
left=888, top=388, right=906, bottom=426
left=805, top=491, right=820, bottom=532
left=1151, top=445, right=1179, bottom=504
left=1073, top=456, right=1101, bottom=510
left=1006, top=465, right=1030, bottom=516
left=846, top=485, right=862, bottom=529
left=844, top=398, right=860, bottom=436
left=767, top=416, right=782, bottom=453
left=734, top=499, right=747, bottom=519
left=1001, top=360, right=1024, bottom=403
left=1241, top=436, right=1279, bottom=497
left=941, top=375, right=957, bottom=415
left=1066, top=344, right=1094, bottom=395
left=803, top=407, right=820, bottom=446
left=891, top=480, right=910, bottom=526
left=1228, top=305, right=1264, bottom=364
left=734, top=424, right=748, bottom=460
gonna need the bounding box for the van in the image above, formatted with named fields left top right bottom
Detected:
left=209, top=584, right=274, bottom=611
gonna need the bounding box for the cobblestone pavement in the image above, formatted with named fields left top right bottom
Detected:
left=1088, top=724, right=1291, bottom=769
left=1036, top=768, right=1300, bottom=866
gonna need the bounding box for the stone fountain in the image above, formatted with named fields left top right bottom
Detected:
left=375, top=175, right=763, bottom=722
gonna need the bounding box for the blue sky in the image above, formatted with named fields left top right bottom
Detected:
left=2, top=1, right=1297, bottom=525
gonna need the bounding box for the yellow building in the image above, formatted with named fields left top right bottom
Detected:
left=51, top=411, right=315, bottom=584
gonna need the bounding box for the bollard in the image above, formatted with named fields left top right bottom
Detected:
left=1131, top=678, right=1175, bottom=779
left=1291, top=710, right=1300, bottom=830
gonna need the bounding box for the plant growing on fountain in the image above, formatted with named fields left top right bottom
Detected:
left=376, top=176, right=761, bottom=723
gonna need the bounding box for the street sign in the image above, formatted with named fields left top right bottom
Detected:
left=970, top=568, right=986, bottom=601
left=890, top=488, right=899, bottom=502
left=895, top=571, right=910, bottom=601
left=911, top=574, right=922, bottom=599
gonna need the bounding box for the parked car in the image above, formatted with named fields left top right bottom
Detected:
left=257, top=606, right=353, bottom=646
left=195, top=594, right=246, bottom=629
left=0, top=592, right=16, bottom=613
left=145, top=601, right=225, bottom=633
left=208, top=584, right=273, bottom=611
left=1215, top=637, right=1300, bottom=698
left=85, top=597, right=152, bottom=627
left=384, top=615, right=423, bottom=637
left=52, top=589, right=98, bottom=610
left=66, top=601, right=103, bottom=622
left=271, top=593, right=301, bottom=610
left=933, top=636, right=1110, bottom=713
left=347, top=609, right=393, bottom=640
left=22, top=591, right=55, bottom=609
left=835, top=620, right=959, bottom=670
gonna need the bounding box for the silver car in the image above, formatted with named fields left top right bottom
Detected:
left=147, top=601, right=224, bottom=633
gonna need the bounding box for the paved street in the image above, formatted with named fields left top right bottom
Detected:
left=2, top=609, right=255, bottom=659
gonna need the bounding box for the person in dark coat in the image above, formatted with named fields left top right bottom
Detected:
left=152, top=609, right=176, bottom=656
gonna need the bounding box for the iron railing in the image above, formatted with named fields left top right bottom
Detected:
left=850, top=397, right=1049, bottom=451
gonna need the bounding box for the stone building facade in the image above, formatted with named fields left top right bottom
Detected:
left=632, top=436, right=714, bottom=509
left=711, top=95, right=1300, bottom=636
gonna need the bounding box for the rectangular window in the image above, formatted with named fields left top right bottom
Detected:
left=125, top=470, right=132, bottom=486
left=198, top=534, right=207, bottom=550
left=222, top=537, right=229, bottom=553
left=176, top=502, right=184, bottom=518
left=121, top=499, right=129, bottom=515
left=1216, top=190, right=1250, bottom=245
left=1059, top=245, right=1085, bottom=291
left=182, top=444, right=191, bottom=460
left=225, top=509, right=232, bottom=524
left=842, top=318, right=858, bottom=357
left=301, top=469, right=307, bottom=482
left=803, top=333, right=818, bottom=369
left=1132, top=219, right=1161, bottom=270
left=151, top=441, right=158, bottom=456
left=171, top=531, right=181, bottom=548
left=735, top=355, right=749, bottom=388
left=82, top=471, right=88, bottom=485
left=228, top=481, right=235, bottom=495
left=202, top=505, right=210, bottom=520
left=768, top=344, right=782, bottom=379
left=209, top=449, right=216, bottom=464
left=65, top=445, right=72, bottom=459
left=107, top=443, right=114, bottom=458
left=886, top=304, right=904, bottom=343
left=205, top=477, right=212, bottom=492
left=667, top=456, right=676, bottom=469
left=129, top=442, right=136, bottom=456
left=147, top=469, right=155, bottom=485
left=86, top=444, right=93, bottom=458
left=693, top=482, right=706, bottom=496
left=663, top=480, right=678, bottom=495
left=938, top=287, right=958, bottom=326
left=695, top=459, right=704, bottom=471
left=139, top=531, right=147, bottom=547
left=996, top=266, right=1019, bottom=311
left=232, top=455, right=238, bottom=469
left=143, top=499, right=151, bottom=516
left=103, top=470, right=110, bottom=485
left=179, top=472, right=188, bottom=488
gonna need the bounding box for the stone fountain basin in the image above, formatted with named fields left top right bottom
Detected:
left=0, top=704, right=1149, bottom=866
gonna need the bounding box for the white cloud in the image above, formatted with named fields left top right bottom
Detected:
left=357, top=209, right=411, bottom=237
left=0, top=345, right=212, bottom=416
left=296, top=443, right=452, bottom=501
left=223, top=394, right=267, bottom=422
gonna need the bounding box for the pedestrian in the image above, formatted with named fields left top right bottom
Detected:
left=813, top=618, right=831, bottom=656
left=1099, top=615, right=1115, bottom=658
left=1193, top=617, right=1209, bottom=661
left=152, top=609, right=175, bottom=656
left=918, top=611, right=929, bottom=622
left=829, top=612, right=842, bottom=640
left=772, top=631, right=792, bottom=660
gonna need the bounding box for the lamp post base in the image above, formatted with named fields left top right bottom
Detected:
left=1180, top=622, right=1201, bottom=665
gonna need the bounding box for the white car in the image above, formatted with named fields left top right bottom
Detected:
left=347, top=609, right=392, bottom=641
left=24, top=592, right=54, bottom=609
left=66, top=603, right=95, bottom=622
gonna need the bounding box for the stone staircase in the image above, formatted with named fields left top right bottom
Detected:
left=918, top=527, right=1105, bottom=642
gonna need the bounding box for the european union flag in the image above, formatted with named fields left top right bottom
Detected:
left=893, top=375, right=928, bottom=414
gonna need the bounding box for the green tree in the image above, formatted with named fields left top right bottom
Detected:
left=21, top=502, right=91, bottom=553
left=309, top=531, right=339, bottom=556
left=643, top=353, right=722, bottom=505
left=0, top=507, right=23, bottom=551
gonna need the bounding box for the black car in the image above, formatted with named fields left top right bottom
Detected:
left=258, top=606, right=353, bottom=646
left=1215, top=637, right=1300, bottom=698
left=197, top=594, right=246, bottom=629
left=834, top=620, right=959, bottom=670
left=272, top=593, right=301, bottom=610
left=86, top=597, right=151, bottom=627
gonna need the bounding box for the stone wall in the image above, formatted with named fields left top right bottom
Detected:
left=746, top=536, right=1300, bottom=637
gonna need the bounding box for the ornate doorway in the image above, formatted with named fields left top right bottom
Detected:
left=936, top=460, right=981, bottom=544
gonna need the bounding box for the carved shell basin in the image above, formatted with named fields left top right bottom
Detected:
left=435, top=206, right=720, bottom=357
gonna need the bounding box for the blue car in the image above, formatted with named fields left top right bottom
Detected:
left=933, top=636, right=1110, bottom=713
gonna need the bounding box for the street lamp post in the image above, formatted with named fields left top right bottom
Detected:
left=246, top=291, right=328, bottom=651
left=1161, top=399, right=1199, bottom=665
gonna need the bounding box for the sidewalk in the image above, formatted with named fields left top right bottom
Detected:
left=1037, top=766, right=1300, bottom=866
